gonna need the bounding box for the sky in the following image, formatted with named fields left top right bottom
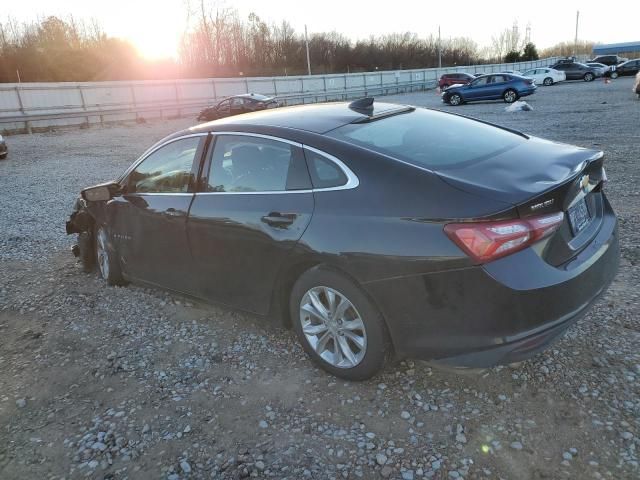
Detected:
left=4, top=0, right=638, bottom=59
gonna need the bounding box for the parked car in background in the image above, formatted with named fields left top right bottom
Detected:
left=438, top=73, right=475, bottom=89
left=613, top=59, right=640, bottom=77
left=521, top=67, right=566, bottom=86
left=588, top=55, right=628, bottom=67
left=548, top=62, right=603, bottom=82
left=197, top=93, right=278, bottom=121
left=0, top=134, right=7, bottom=160
left=442, top=74, right=536, bottom=105
left=585, top=62, right=610, bottom=77
left=66, top=98, right=618, bottom=380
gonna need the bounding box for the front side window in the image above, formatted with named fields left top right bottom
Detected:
left=471, top=76, right=489, bottom=86
left=126, top=137, right=200, bottom=194
left=206, top=135, right=310, bottom=192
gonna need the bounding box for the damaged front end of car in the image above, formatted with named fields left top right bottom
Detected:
left=66, top=181, right=120, bottom=270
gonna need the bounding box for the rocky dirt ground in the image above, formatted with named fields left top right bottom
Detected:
left=0, top=77, right=638, bottom=480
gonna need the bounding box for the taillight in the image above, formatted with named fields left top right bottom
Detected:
left=444, top=211, right=564, bottom=264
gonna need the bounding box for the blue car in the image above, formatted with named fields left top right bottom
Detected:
left=442, top=73, right=536, bottom=106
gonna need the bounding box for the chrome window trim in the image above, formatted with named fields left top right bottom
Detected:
left=302, top=145, right=359, bottom=192
left=118, top=133, right=209, bottom=184
left=194, top=132, right=360, bottom=195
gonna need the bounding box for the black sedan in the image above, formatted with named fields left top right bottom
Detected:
left=0, top=134, right=7, bottom=159
left=67, top=98, right=619, bottom=380
left=612, top=59, right=640, bottom=78
left=197, top=93, right=278, bottom=121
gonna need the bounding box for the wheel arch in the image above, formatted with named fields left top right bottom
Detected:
left=270, top=259, right=396, bottom=357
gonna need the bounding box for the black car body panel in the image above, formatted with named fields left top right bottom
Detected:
left=614, top=59, right=640, bottom=76
left=588, top=55, right=627, bottom=66
left=0, top=136, right=7, bottom=158
left=67, top=101, right=619, bottom=368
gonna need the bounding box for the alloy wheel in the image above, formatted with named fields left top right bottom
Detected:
left=96, top=228, right=110, bottom=280
left=504, top=90, right=517, bottom=103
left=299, top=286, right=367, bottom=368
left=449, top=94, right=461, bottom=106
left=543, top=77, right=553, bottom=86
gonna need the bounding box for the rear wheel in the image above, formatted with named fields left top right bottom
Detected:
left=583, top=72, right=594, bottom=82
left=95, top=226, right=125, bottom=286
left=543, top=77, right=553, bottom=86
left=448, top=93, right=462, bottom=106
left=610, top=71, right=619, bottom=79
left=290, top=267, right=391, bottom=380
left=503, top=89, right=518, bottom=103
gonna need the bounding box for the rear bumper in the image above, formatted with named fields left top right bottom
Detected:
left=364, top=200, right=619, bottom=367
left=519, top=87, right=536, bottom=97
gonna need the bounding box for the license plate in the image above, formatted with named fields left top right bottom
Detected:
left=567, top=198, right=591, bottom=235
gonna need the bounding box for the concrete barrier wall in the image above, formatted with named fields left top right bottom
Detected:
left=0, top=57, right=564, bottom=133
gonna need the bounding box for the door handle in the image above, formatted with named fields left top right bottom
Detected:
left=261, top=212, right=297, bottom=227
left=164, top=208, right=183, bottom=217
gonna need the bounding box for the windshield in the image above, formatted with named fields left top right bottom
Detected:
left=327, top=108, right=525, bottom=169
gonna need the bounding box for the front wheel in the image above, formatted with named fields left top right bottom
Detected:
left=503, top=89, right=518, bottom=103
left=290, top=267, right=391, bottom=380
left=448, top=93, right=462, bottom=106
left=0, top=153, right=7, bottom=160
left=95, top=226, right=125, bottom=286
left=584, top=72, right=594, bottom=82
left=543, top=77, right=553, bottom=86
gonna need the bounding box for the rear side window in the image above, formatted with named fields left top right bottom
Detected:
left=326, top=108, right=524, bottom=169
left=206, top=135, right=310, bottom=192
left=304, top=149, right=348, bottom=189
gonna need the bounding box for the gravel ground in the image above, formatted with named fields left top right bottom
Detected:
left=0, top=77, right=638, bottom=480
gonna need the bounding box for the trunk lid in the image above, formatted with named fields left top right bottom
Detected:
left=435, top=136, right=607, bottom=265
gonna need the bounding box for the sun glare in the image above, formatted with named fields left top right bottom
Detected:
left=132, top=31, right=179, bottom=60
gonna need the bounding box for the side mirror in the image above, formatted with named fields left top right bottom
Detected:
left=81, top=181, right=121, bottom=202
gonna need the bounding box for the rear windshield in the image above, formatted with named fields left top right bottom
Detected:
left=326, top=108, right=525, bottom=169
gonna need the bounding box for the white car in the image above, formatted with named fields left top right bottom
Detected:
left=521, top=67, right=566, bottom=86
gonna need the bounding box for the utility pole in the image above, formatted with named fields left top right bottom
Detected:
left=438, top=26, right=442, bottom=68
left=305, top=25, right=311, bottom=76
left=574, top=10, right=579, bottom=57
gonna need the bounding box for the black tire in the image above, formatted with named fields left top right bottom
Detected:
left=543, top=77, right=553, bottom=86
left=610, top=71, right=619, bottom=79
left=503, top=89, right=518, bottom=103
left=448, top=93, right=462, bottom=106
left=95, top=225, right=125, bottom=286
left=0, top=153, right=7, bottom=160
left=78, top=231, right=96, bottom=273
left=290, top=266, right=392, bottom=381
left=583, top=72, right=594, bottom=82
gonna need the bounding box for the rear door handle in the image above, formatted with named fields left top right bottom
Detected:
left=261, top=212, right=297, bottom=227
left=164, top=207, right=183, bottom=217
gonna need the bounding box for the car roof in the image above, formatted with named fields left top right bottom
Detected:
left=224, top=93, right=274, bottom=101
left=188, top=100, right=413, bottom=135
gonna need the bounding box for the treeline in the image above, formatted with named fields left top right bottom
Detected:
left=0, top=10, right=580, bottom=83
left=180, top=8, right=483, bottom=77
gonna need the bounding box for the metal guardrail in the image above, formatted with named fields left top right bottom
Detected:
left=0, top=56, right=563, bottom=133
left=0, top=79, right=437, bottom=133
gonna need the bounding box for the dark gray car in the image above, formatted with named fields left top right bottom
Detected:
left=549, top=62, right=603, bottom=82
